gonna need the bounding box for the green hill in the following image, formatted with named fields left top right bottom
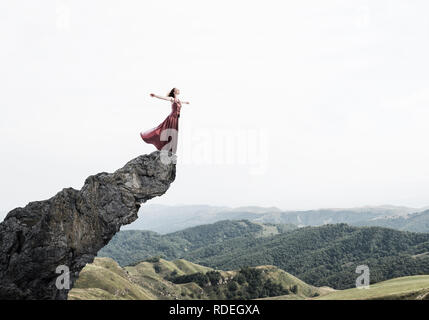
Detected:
left=69, top=257, right=320, bottom=300
left=69, top=257, right=429, bottom=300
left=315, top=275, right=429, bottom=300
left=261, top=275, right=429, bottom=300
left=180, top=224, right=429, bottom=289
left=68, top=257, right=157, bottom=300
left=98, top=221, right=429, bottom=290
left=98, top=219, right=296, bottom=266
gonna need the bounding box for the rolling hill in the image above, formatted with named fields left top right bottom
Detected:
left=182, top=223, right=429, bottom=289
left=314, top=275, right=429, bottom=300
left=99, top=221, right=429, bottom=290
left=69, top=257, right=320, bottom=300
left=69, top=257, right=429, bottom=300
left=259, top=275, right=429, bottom=300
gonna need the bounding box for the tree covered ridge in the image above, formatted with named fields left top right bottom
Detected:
left=99, top=221, right=429, bottom=290
left=165, top=266, right=295, bottom=300
left=98, top=219, right=295, bottom=266
left=186, top=224, right=429, bottom=289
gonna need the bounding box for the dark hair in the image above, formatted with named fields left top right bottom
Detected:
left=167, top=88, right=176, bottom=98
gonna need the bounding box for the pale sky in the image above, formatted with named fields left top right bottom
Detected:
left=1, top=1, right=429, bottom=219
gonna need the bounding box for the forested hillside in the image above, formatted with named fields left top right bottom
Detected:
left=99, top=221, right=429, bottom=289
left=99, top=220, right=295, bottom=266
left=182, top=224, right=429, bottom=289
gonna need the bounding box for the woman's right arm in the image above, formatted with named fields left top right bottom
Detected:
left=150, top=93, right=174, bottom=102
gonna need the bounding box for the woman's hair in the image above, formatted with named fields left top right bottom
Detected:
left=167, top=88, right=176, bottom=98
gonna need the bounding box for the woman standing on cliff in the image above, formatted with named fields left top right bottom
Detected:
left=140, top=88, right=190, bottom=153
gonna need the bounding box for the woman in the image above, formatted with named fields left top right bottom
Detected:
left=140, top=88, right=190, bottom=153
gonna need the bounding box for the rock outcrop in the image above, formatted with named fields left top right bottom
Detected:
left=0, top=151, right=176, bottom=300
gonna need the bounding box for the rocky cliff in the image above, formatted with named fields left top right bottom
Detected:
left=0, top=151, right=176, bottom=300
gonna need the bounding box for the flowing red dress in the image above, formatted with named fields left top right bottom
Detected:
left=140, top=97, right=182, bottom=152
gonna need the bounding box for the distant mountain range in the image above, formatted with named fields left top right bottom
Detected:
left=123, top=204, right=429, bottom=233
left=99, top=220, right=429, bottom=289
left=353, top=210, right=429, bottom=233
left=3, top=203, right=428, bottom=233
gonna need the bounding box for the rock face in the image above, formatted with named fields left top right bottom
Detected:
left=0, top=151, right=176, bottom=300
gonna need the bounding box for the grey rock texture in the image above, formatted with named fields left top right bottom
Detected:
left=0, top=151, right=176, bottom=300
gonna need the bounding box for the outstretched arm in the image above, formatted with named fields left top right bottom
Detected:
left=150, top=93, right=174, bottom=102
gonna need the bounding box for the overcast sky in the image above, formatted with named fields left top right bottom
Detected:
left=1, top=1, right=429, bottom=219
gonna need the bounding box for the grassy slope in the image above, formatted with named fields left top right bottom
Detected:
left=124, top=258, right=214, bottom=299
left=316, top=275, right=429, bottom=300
left=69, top=258, right=429, bottom=300
left=69, top=257, right=213, bottom=300
left=255, top=265, right=320, bottom=299
left=68, top=257, right=156, bottom=300
left=68, top=257, right=320, bottom=300
left=263, top=275, right=429, bottom=300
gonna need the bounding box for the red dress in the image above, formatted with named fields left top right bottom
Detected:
left=140, top=97, right=182, bottom=152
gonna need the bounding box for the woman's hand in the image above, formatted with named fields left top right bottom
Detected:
left=150, top=93, right=173, bottom=101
